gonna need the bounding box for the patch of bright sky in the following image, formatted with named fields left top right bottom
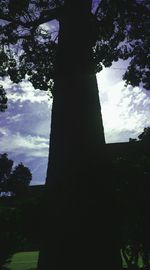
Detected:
left=1, top=62, right=150, bottom=184
left=1, top=8, right=150, bottom=184
left=97, top=60, right=150, bottom=142
left=1, top=0, right=150, bottom=185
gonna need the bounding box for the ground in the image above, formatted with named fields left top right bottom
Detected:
left=3, top=251, right=39, bottom=270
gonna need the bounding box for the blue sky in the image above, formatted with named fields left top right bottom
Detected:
left=0, top=9, right=150, bottom=185
left=0, top=63, right=150, bottom=185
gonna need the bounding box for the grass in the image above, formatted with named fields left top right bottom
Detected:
left=3, top=251, right=39, bottom=270
left=3, top=249, right=147, bottom=269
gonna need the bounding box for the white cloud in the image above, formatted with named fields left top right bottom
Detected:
left=7, top=80, right=51, bottom=105
left=1, top=77, right=52, bottom=105
left=6, top=114, right=22, bottom=122
left=97, top=69, right=150, bottom=143
left=1, top=60, right=150, bottom=185
left=1, top=77, right=13, bottom=88
left=0, top=127, right=9, bottom=136
left=0, top=131, right=49, bottom=158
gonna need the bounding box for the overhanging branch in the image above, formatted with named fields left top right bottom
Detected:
left=0, top=7, right=62, bottom=29
left=94, top=0, right=102, bottom=17
left=25, top=7, right=62, bottom=28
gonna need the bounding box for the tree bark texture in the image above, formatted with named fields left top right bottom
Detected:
left=38, top=1, right=121, bottom=269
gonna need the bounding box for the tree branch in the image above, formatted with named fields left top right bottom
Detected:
left=94, top=0, right=102, bottom=17
left=0, top=7, right=62, bottom=29
left=25, top=7, right=62, bottom=28
left=0, top=13, right=27, bottom=27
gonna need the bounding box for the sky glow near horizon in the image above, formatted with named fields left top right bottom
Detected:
left=1, top=63, right=150, bottom=185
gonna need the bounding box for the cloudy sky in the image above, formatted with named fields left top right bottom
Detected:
left=1, top=62, right=150, bottom=185
left=1, top=3, right=149, bottom=185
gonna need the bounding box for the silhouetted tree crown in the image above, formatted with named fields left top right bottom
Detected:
left=8, top=163, right=32, bottom=196
left=0, top=85, right=7, bottom=112
left=0, top=153, right=32, bottom=196
left=0, top=153, right=13, bottom=183
left=138, top=127, right=150, bottom=142
left=0, top=0, right=149, bottom=110
left=129, top=127, right=150, bottom=142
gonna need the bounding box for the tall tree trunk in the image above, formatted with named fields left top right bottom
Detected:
left=38, top=1, right=121, bottom=269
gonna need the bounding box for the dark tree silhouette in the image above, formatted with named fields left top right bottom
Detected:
left=129, top=127, right=150, bottom=142
left=0, top=154, right=32, bottom=196
left=138, top=127, right=150, bottom=142
left=8, top=163, right=32, bottom=196
left=0, top=0, right=149, bottom=269
left=0, top=153, right=13, bottom=194
left=112, top=138, right=150, bottom=269
left=8, top=0, right=30, bottom=15
left=0, top=85, right=7, bottom=112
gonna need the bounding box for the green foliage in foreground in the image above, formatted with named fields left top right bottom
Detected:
left=0, top=197, right=42, bottom=268
left=3, top=249, right=148, bottom=270
left=3, top=251, right=39, bottom=270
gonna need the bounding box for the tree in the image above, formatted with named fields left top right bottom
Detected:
left=0, top=85, right=7, bottom=112
left=0, top=153, right=32, bottom=196
left=129, top=127, right=150, bottom=143
left=8, top=163, right=32, bottom=196
left=0, top=153, right=13, bottom=194
left=0, top=1, right=149, bottom=269
left=138, top=127, right=150, bottom=142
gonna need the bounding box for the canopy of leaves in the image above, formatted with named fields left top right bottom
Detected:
left=95, top=0, right=150, bottom=89
left=129, top=126, right=150, bottom=142
left=0, top=153, right=13, bottom=183
left=0, top=85, right=7, bottom=111
left=0, top=0, right=149, bottom=110
left=0, top=153, right=32, bottom=196
left=138, top=127, right=150, bottom=142
left=8, top=163, right=32, bottom=195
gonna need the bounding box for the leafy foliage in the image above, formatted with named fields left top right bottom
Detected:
left=95, top=0, right=150, bottom=89
left=0, top=153, right=32, bottom=196
left=8, top=163, right=32, bottom=196
left=0, top=153, right=13, bottom=193
left=138, top=127, right=150, bottom=142
left=111, top=141, right=150, bottom=269
left=0, top=201, right=40, bottom=268
left=0, top=0, right=149, bottom=109
left=0, top=85, right=7, bottom=111
left=129, top=126, right=150, bottom=142
left=8, top=0, right=30, bottom=15
left=20, top=36, right=57, bottom=92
